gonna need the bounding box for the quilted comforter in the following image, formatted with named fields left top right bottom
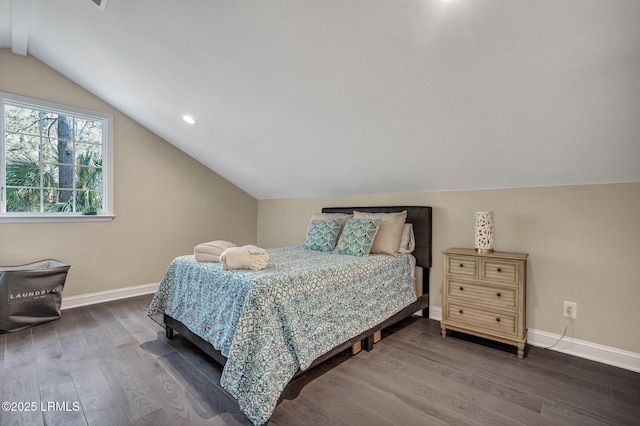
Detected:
left=147, top=245, right=416, bottom=425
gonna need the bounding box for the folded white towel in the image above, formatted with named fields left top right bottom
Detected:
left=220, top=245, right=269, bottom=271
left=194, top=253, right=221, bottom=263
left=194, top=240, right=236, bottom=257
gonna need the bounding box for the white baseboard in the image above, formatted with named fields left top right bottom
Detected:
left=428, top=306, right=443, bottom=321
left=60, top=282, right=159, bottom=310
left=427, top=306, right=640, bottom=373
left=527, top=328, right=640, bottom=373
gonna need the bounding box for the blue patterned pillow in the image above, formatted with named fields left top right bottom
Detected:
left=303, top=219, right=342, bottom=251
left=333, top=218, right=382, bottom=256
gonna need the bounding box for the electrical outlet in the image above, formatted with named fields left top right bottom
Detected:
left=563, top=301, right=577, bottom=319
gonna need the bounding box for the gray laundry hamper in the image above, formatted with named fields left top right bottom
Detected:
left=0, top=259, right=70, bottom=333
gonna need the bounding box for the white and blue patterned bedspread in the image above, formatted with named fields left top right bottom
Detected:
left=147, top=245, right=416, bottom=425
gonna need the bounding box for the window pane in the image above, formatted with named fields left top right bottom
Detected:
left=41, top=137, right=59, bottom=164
left=76, top=165, right=102, bottom=191
left=4, top=105, right=40, bottom=135
left=75, top=118, right=103, bottom=144
left=5, top=188, right=18, bottom=212
left=5, top=160, right=40, bottom=187
left=44, top=189, right=74, bottom=212
left=5, top=134, right=40, bottom=162
left=76, top=190, right=102, bottom=213
left=42, top=188, right=58, bottom=211
left=6, top=187, right=41, bottom=212
left=75, top=142, right=101, bottom=163
left=41, top=112, right=59, bottom=138
left=42, top=163, right=60, bottom=188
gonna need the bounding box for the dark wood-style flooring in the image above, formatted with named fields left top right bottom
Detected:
left=1, top=294, right=639, bottom=425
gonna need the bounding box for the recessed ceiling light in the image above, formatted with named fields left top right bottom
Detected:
left=182, top=115, right=198, bottom=125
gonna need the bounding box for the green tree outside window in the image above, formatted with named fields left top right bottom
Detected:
left=4, top=103, right=104, bottom=214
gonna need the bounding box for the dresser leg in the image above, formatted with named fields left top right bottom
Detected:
left=517, top=346, right=524, bottom=359
left=441, top=328, right=447, bottom=338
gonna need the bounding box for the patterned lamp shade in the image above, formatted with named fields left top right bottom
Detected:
left=475, top=211, right=494, bottom=253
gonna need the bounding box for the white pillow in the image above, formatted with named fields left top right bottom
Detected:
left=311, top=212, right=352, bottom=223
left=353, top=210, right=407, bottom=256
left=399, top=223, right=415, bottom=253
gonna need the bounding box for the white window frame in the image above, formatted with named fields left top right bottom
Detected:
left=0, top=91, right=114, bottom=223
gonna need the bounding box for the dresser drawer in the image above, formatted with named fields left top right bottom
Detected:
left=447, top=256, right=478, bottom=278
left=447, top=280, right=517, bottom=311
left=481, top=259, right=520, bottom=285
left=447, top=303, right=517, bottom=337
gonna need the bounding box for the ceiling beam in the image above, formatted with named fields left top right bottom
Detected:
left=11, top=0, right=31, bottom=56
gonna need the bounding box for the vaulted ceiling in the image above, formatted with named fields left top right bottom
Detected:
left=1, top=0, right=639, bottom=199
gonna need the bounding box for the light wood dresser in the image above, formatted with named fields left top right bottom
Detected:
left=441, top=248, right=528, bottom=359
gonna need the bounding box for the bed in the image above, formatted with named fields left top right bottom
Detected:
left=148, top=205, right=432, bottom=425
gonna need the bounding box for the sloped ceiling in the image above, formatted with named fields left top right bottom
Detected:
left=1, top=0, right=639, bottom=199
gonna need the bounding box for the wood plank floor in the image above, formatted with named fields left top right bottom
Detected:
left=1, top=294, right=639, bottom=425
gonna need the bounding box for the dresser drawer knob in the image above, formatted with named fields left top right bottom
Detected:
left=459, top=309, right=464, bottom=314
left=496, top=292, right=501, bottom=297
left=496, top=317, right=501, bottom=322
left=459, top=286, right=464, bottom=291
left=497, top=267, right=502, bottom=272
left=459, top=263, right=464, bottom=268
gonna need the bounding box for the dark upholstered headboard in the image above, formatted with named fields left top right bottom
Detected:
left=321, top=206, right=432, bottom=269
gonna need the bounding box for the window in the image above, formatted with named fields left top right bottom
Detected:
left=1, top=91, right=113, bottom=223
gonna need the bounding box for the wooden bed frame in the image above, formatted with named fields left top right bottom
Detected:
left=163, top=205, right=432, bottom=377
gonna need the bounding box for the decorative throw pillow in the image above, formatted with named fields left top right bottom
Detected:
left=334, top=218, right=382, bottom=256
left=310, top=212, right=352, bottom=238
left=353, top=210, right=407, bottom=256
left=302, top=219, right=342, bottom=251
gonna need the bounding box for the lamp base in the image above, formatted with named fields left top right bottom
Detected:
left=475, top=248, right=494, bottom=253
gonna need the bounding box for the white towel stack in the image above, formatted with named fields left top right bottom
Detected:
left=194, top=240, right=236, bottom=262
left=220, top=245, right=269, bottom=271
